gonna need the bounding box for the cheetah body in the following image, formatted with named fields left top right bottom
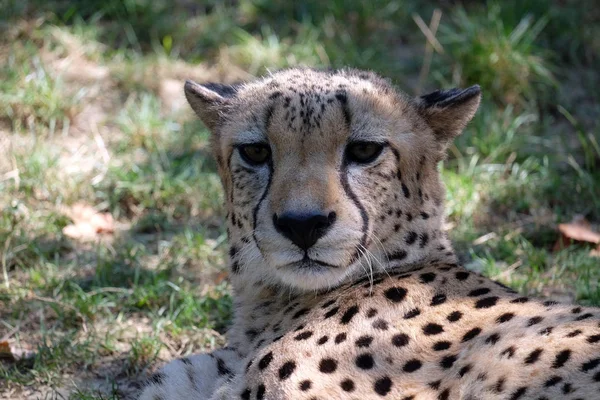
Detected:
left=138, top=68, right=600, bottom=400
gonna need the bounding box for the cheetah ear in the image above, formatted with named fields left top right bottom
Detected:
left=184, top=80, right=239, bottom=131
left=416, top=85, right=481, bottom=142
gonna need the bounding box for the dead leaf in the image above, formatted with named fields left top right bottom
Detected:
left=0, top=340, right=35, bottom=363
left=62, top=202, right=115, bottom=241
left=558, top=223, right=600, bottom=243
left=213, top=271, right=229, bottom=285
left=553, top=215, right=600, bottom=253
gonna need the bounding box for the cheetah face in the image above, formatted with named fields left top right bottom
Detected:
left=184, top=69, right=480, bottom=291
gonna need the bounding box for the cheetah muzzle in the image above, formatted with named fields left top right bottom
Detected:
left=138, top=68, right=600, bottom=400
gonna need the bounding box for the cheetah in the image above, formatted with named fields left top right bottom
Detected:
left=138, top=68, right=600, bottom=400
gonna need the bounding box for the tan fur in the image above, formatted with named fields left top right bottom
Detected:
left=139, top=68, right=600, bottom=400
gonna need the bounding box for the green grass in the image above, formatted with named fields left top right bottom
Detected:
left=434, top=2, right=556, bottom=106
left=1, top=1, right=599, bottom=398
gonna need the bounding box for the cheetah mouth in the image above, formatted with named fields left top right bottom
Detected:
left=289, top=255, right=342, bottom=270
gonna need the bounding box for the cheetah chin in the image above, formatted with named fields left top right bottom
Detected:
left=138, top=68, right=600, bottom=400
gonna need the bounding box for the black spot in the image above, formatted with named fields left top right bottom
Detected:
left=319, top=358, right=338, bottom=373
left=572, top=307, right=582, bottom=314
left=562, top=383, right=573, bottom=394
left=440, top=354, right=457, bottom=369
left=575, top=313, right=594, bottom=321
left=420, top=212, right=430, bottom=219
left=216, top=357, right=232, bottom=376
left=334, top=333, right=347, bottom=343
left=552, top=350, right=571, bottom=368
left=538, top=325, right=554, bottom=335
left=475, top=296, right=499, bottom=308
left=231, top=261, right=240, bottom=273
left=455, top=271, right=470, bottom=280
left=245, top=329, right=259, bottom=341
left=271, top=335, right=283, bottom=343
left=356, top=353, right=375, bottom=370
left=402, top=183, right=410, bottom=198
left=404, top=308, right=420, bottom=319
left=544, top=300, right=559, bottom=307
left=341, top=305, right=360, bottom=324
left=148, top=372, right=166, bottom=385
left=588, top=334, right=600, bottom=343
left=419, top=272, right=436, bottom=283
left=241, top=388, right=251, bottom=400
left=374, top=376, right=392, bottom=396
left=341, top=378, right=355, bottom=392
left=429, top=380, right=441, bottom=390
left=335, top=91, right=347, bottom=103
left=317, top=336, right=328, bottom=345
left=566, top=329, right=582, bottom=338
left=373, top=319, right=389, bottom=330
left=431, top=293, right=447, bottom=306
left=294, top=331, right=313, bottom=341
left=403, top=359, right=422, bottom=372
left=524, top=348, right=543, bottom=364
left=438, top=389, right=450, bottom=400
left=321, top=299, right=336, bottom=309
left=256, top=384, right=265, bottom=400
left=278, top=361, right=296, bottom=380
left=356, top=335, right=374, bottom=348
left=293, top=308, right=310, bottom=319
left=433, top=341, right=451, bottom=351
left=581, top=358, right=600, bottom=372
left=384, top=287, right=407, bottom=303
left=389, top=249, right=408, bottom=260
left=366, top=308, right=378, bottom=318
left=447, top=311, right=463, bottom=322
left=509, top=387, right=527, bottom=400
left=324, top=307, right=339, bottom=319
left=510, top=297, right=529, bottom=304
left=468, top=288, right=491, bottom=297
left=462, top=327, right=482, bottom=342
left=419, top=233, right=429, bottom=248
left=501, top=346, right=516, bottom=358
left=544, top=376, right=562, bottom=387
left=405, top=231, right=418, bottom=245
left=423, top=323, right=444, bottom=335
left=486, top=333, right=500, bottom=345
left=299, top=380, right=312, bottom=391
left=496, top=313, right=515, bottom=323
left=392, top=333, right=409, bottom=347
left=495, top=377, right=505, bottom=392
left=459, top=364, right=472, bottom=377
left=527, top=316, right=544, bottom=326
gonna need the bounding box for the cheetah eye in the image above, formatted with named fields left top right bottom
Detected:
left=239, top=144, right=271, bottom=165
left=345, top=142, right=385, bottom=164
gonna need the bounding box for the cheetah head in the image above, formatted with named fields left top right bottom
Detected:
left=184, top=68, right=480, bottom=291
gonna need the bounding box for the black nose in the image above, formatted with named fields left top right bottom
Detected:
left=273, top=211, right=336, bottom=250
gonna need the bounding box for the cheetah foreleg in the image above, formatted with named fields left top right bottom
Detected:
left=137, top=348, right=241, bottom=400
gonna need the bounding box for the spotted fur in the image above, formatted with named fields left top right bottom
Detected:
left=138, top=68, right=600, bottom=400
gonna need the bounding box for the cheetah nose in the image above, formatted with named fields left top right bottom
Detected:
left=273, top=211, right=336, bottom=250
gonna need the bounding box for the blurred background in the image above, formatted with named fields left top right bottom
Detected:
left=1, top=0, right=599, bottom=398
